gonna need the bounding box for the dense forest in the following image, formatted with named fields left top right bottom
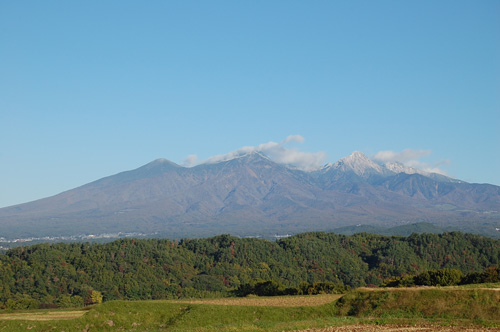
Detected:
left=0, top=232, right=499, bottom=309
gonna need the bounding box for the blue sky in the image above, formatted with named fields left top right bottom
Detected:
left=1, top=1, right=499, bottom=208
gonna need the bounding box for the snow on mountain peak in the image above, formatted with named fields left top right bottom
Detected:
left=385, top=162, right=427, bottom=176
left=350, top=151, right=367, bottom=159
left=202, top=150, right=272, bottom=165
left=332, top=151, right=387, bottom=177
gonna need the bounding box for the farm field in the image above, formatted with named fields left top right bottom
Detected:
left=176, top=293, right=344, bottom=307
left=0, top=286, right=499, bottom=331
left=0, top=309, right=86, bottom=321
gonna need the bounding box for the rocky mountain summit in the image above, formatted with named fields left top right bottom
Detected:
left=1, top=152, right=499, bottom=239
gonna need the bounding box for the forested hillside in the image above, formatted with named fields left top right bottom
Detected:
left=0, top=232, right=499, bottom=309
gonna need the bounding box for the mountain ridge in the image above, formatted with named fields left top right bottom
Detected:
left=1, top=151, right=499, bottom=239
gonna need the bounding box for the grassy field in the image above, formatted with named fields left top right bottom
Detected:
left=175, top=293, right=344, bottom=307
left=0, top=309, right=86, bottom=321
left=0, top=285, right=499, bottom=331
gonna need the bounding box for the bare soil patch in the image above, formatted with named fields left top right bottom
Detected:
left=0, top=310, right=85, bottom=321
left=177, top=294, right=343, bottom=307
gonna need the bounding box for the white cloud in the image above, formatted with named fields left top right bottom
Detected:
left=184, top=143, right=449, bottom=175
left=182, top=154, right=198, bottom=167
left=373, top=149, right=431, bottom=164
left=187, top=135, right=326, bottom=171
left=373, top=149, right=449, bottom=175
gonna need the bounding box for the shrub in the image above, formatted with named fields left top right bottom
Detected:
left=233, top=280, right=346, bottom=297
left=253, top=280, right=282, bottom=296
left=6, top=295, right=40, bottom=310
left=461, top=266, right=500, bottom=285
left=57, top=294, right=84, bottom=308
left=414, top=268, right=463, bottom=286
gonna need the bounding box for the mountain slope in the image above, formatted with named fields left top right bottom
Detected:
left=0, top=151, right=499, bottom=239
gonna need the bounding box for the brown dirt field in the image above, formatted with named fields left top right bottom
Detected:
left=0, top=310, right=85, bottom=321
left=177, top=294, right=344, bottom=307
left=291, top=325, right=500, bottom=331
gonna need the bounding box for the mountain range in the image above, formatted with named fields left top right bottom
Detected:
left=1, top=151, right=499, bottom=239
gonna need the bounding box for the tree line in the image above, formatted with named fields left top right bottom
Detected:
left=383, top=266, right=500, bottom=287
left=0, top=231, right=498, bottom=309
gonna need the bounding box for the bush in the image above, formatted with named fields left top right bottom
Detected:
left=233, top=280, right=346, bottom=297
left=461, top=266, right=500, bottom=285
left=482, top=266, right=500, bottom=283
left=382, top=274, right=416, bottom=287
left=414, top=268, right=463, bottom=286
left=282, top=287, right=300, bottom=295
left=57, top=294, right=84, bottom=308
left=310, top=282, right=348, bottom=294
left=6, top=295, right=40, bottom=310
left=253, top=280, right=282, bottom=296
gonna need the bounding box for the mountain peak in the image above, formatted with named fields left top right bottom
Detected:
left=241, top=151, right=270, bottom=160
left=350, top=151, right=368, bottom=159
left=133, top=158, right=182, bottom=176
left=385, top=161, right=424, bottom=175
left=202, top=150, right=273, bottom=166
left=332, top=151, right=387, bottom=177
left=146, top=158, right=181, bottom=168
left=345, top=151, right=371, bottom=162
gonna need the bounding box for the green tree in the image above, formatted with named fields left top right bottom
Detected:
left=89, top=290, right=103, bottom=305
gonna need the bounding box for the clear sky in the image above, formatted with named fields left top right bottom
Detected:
left=1, top=1, right=499, bottom=208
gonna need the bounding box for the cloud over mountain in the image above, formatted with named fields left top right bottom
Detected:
left=185, top=135, right=327, bottom=171
left=373, top=149, right=449, bottom=175
left=184, top=138, right=452, bottom=176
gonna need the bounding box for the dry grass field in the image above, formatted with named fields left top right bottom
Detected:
left=0, top=310, right=86, bottom=321
left=177, top=293, right=344, bottom=307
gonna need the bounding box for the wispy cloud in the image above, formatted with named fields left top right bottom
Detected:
left=373, top=149, right=449, bottom=175
left=184, top=135, right=327, bottom=171
left=182, top=154, right=198, bottom=167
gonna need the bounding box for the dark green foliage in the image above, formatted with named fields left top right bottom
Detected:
left=0, top=231, right=499, bottom=309
left=308, top=282, right=349, bottom=295
left=253, top=280, right=282, bottom=297
left=461, top=266, right=500, bottom=285
left=5, top=295, right=40, bottom=310
left=333, top=222, right=445, bottom=237
left=383, top=266, right=500, bottom=287
left=191, top=274, right=226, bottom=292
left=232, top=279, right=348, bottom=297
left=414, top=268, right=463, bottom=286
